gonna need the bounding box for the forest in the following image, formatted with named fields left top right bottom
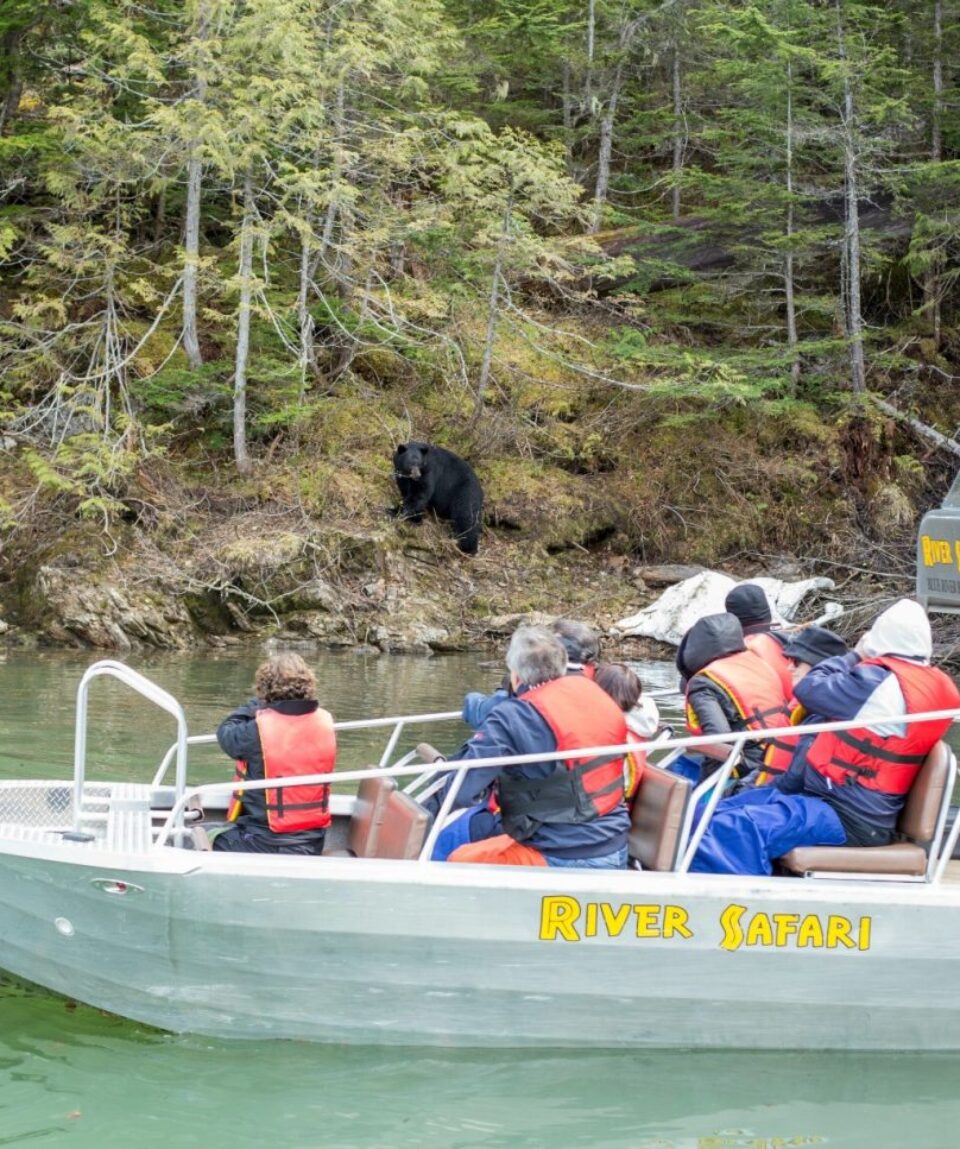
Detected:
left=1, top=0, right=959, bottom=650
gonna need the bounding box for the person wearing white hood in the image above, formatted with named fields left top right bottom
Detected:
left=691, top=599, right=960, bottom=874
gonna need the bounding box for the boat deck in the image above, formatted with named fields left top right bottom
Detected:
left=0, top=781, right=178, bottom=851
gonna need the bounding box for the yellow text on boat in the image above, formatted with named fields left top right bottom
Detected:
left=718, top=903, right=871, bottom=951
left=539, top=896, right=693, bottom=941
left=538, top=896, right=872, bottom=951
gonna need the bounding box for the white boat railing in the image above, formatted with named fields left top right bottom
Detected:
left=73, top=660, right=960, bottom=882
left=148, top=710, right=465, bottom=792
left=74, top=661, right=190, bottom=835
left=149, top=706, right=960, bottom=882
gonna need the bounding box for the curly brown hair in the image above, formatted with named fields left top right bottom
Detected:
left=254, top=652, right=317, bottom=703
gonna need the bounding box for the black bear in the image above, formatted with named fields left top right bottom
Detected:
left=392, top=442, right=484, bottom=555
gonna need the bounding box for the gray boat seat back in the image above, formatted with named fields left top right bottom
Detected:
left=371, top=788, right=432, bottom=860
left=347, top=775, right=397, bottom=858
left=628, top=764, right=692, bottom=871
left=779, top=740, right=952, bottom=877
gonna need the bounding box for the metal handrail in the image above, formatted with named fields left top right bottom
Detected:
left=676, top=740, right=744, bottom=874
left=149, top=711, right=464, bottom=789
left=74, top=661, right=189, bottom=834
left=152, top=706, right=960, bottom=866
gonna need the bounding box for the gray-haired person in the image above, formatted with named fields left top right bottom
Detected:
left=436, top=626, right=631, bottom=868
left=461, top=617, right=600, bottom=730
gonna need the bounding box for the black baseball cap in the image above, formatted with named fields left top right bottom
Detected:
left=782, top=626, right=849, bottom=667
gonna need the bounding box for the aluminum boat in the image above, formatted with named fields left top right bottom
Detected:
left=1, top=659, right=959, bottom=1049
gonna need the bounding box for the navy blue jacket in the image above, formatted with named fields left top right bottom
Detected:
left=441, top=685, right=630, bottom=860
left=783, top=653, right=911, bottom=844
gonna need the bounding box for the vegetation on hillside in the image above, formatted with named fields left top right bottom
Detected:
left=1, top=0, right=960, bottom=636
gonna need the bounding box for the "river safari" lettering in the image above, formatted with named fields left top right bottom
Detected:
left=538, top=896, right=872, bottom=952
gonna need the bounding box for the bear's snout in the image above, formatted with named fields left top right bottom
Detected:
left=407, top=465, right=421, bottom=480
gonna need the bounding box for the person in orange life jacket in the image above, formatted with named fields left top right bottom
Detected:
left=690, top=600, right=960, bottom=875
left=438, top=618, right=607, bottom=862
left=782, top=598, right=960, bottom=845
left=676, top=613, right=791, bottom=785
left=725, top=583, right=794, bottom=700
left=594, top=662, right=659, bottom=801
left=437, top=626, right=630, bottom=868
left=756, top=626, right=849, bottom=789
left=213, top=653, right=335, bottom=855
left=460, top=618, right=600, bottom=731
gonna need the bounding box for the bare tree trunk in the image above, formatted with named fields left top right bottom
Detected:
left=153, top=184, right=167, bottom=246
left=591, top=64, right=623, bottom=234
left=297, top=227, right=316, bottom=403
left=584, top=0, right=596, bottom=111
left=671, top=41, right=683, bottom=221
left=233, top=174, right=255, bottom=475
left=182, top=156, right=204, bottom=369
left=926, top=0, right=943, bottom=347
left=837, top=4, right=865, bottom=394
left=181, top=3, right=210, bottom=371
left=784, top=59, right=800, bottom=388
left=320, top=79, right=346, bottom=264
left=871, top=396, right=960, bottom=460
left=477, top=203, right=511, bottom=413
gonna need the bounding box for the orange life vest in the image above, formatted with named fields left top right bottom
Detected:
left=805, top=657, right=960, bottom=795
left=229, top=707, right=336, bottom=833
left=624, top=745, right=646, bottom=801
left=498, top=676, right=627, bottom=840
left=745, top=631, right=794, bottom=700
left=686, top=649, right=794, bottom=776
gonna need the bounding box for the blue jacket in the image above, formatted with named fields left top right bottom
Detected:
left=440, top=686, right=630, bottom=860
left=785, top=653, right=910, bottom=843
left=462, top=688, right=510, bottom=730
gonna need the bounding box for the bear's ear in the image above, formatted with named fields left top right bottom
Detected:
left=395, top=442, right=407, bottom=453
left=420, top=444, right=430, bottom=454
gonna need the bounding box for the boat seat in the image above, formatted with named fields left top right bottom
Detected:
left=628, top=764, right=693, bottom=871
left=321, top=775, right=397, bottom=858
left=370, top=788, right=432, bottom=860
left=779, top=740, right=953, bottom=878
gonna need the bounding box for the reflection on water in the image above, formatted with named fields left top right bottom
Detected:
left=2, top=983, right=959, bottom=1149
left=0, top=648, right=687, bottom=787
left=0, top=649, right=955, bottom=1149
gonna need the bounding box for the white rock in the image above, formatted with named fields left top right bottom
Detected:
left=613, top=570, right=840, bottom=646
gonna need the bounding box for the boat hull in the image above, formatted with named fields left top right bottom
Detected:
left=0, top=841, right=958, bottom=1048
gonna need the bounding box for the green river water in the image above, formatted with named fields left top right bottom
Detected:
left=0, top=649, right=957, bottom=1149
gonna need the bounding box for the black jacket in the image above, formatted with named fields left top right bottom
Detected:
left=678, top=613, right=767, bottom=773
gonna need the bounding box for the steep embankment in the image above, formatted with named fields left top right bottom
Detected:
left=0, top=336, right=950, bottom=654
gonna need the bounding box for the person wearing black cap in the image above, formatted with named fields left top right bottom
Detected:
left=724, top=584, right=793, bottom=700
left=782, top=626, right=849, bottom=690
left=757, top=626, right=850, bottom=790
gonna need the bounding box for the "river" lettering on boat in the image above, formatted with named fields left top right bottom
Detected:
left=538, top=896, right=872, bottom=951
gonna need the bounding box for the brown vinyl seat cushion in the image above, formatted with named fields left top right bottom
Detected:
left=328, top=775, right=431, bottom=860
left=778, top=841, right=928, bottom=876
left=628, top=764, right=693, bottom=871
left=778, top=740, right=952, bottom=878
left=373, top=788, right=432, bottom=860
